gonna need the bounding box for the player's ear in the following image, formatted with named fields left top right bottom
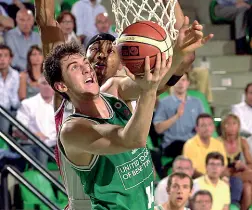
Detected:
left=54, top=82, right=68, bottom=93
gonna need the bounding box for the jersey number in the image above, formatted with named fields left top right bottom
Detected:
left=146, top=181, right=154, bottom=209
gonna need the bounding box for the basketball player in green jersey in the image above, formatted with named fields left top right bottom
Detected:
left=44, top=40, right=172, bottom=210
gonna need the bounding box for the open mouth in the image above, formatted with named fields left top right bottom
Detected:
left=84, top=77, right=94, bottom=84
left=94, top=62, right=107, bottom=71
left=176, top=196, right=183, bottom=201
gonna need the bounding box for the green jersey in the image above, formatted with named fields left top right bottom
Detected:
left=58, top=93, right=154, bottom=210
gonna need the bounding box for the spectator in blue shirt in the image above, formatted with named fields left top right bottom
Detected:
left=153, top=73, right=204, bottom=162
left=4, top=9, right=41, bottom=71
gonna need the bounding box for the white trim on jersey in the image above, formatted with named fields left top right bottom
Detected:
left=54, top=99, right=66, bottom=116
left=58, top=116, right=100, bottom=172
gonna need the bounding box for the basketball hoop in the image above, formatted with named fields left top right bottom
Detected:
left=110, top=0, right=178, bottom=43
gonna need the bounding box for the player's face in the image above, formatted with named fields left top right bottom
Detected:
left=173, top=74, right=190, bottom=95
left=173, top=160, right=194, bottom=177
left=196, top=118, right=215, bottom=139
left=167, top=177, right=191, bottom=208
left=193, top=195, right=212, bottom=210
left=246, top=85, right=252, bottom=106
left=206, top=159, right=223, bottom=179
left=58, top=54, right=99, bottom=98
left=86, top=40, right=120, bottom=86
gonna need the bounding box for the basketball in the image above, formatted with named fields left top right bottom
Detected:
left=116, top=21, right=173, bottom=76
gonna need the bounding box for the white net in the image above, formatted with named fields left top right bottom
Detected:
left=110, top=0, right=178, bottom=43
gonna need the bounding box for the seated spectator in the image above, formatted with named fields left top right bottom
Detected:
left=4, top=9, right=41, bottom=71
left=190, top=190, right=213, bottom=210
left=232, top=83, right=252, bottom=137
left=19, top=45, right=43, bottom=100
left=155, top=172, right=193, bottom=210
left=0, top=5, right=14, bottom=43
left=85, top=12, right=117, bottom=47
left=193, top=152, right=230, bottom=210
left=14, top=75, right=56, bottom=166
left=188, top=65, right=213, bottom=104
left=183, top=113, right=227, bottom=177
left=0, top=0, right=34, bottom=22
left=71, top=0, right=107, bottom=45
left=0, top=44, right=20, bottom=133
left=56, top=11, right=80, bottom=44
left=155, top=156, right=194, bottom=205
left=214, top=0, right=251, bottom=54
left=221, top=113, right=252, bottom=210
left=153, top=73, right=204, bottom=162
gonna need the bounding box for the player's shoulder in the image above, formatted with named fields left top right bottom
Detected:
left=60, top=114, right=97, bottom=137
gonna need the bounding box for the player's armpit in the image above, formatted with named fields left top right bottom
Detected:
left=60, top=118, right=142, bottom=166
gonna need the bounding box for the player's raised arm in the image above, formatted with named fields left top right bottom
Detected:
left=34, top=0, right=65, bottom=111
left=174, top=1, right=184, bottom=30
left=109, top=16, right=213, bottom=101
left=60, top=54, right=172, bottom=164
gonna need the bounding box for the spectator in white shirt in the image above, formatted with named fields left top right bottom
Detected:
left=15, top=75, right=56, bottom=166
left=232, top=83, right=252, bottom=136
left=155, top=156, right=194, bottom=205
left=0, top=44, right=20, bottom=133
left=71, top=0, right=106, bottom=46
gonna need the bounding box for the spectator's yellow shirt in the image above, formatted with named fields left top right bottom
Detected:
left=194, top=175, right=230, bottom=210
left=183, top=135, right=227, bottom=174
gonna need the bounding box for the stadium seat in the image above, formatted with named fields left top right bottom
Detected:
left=0, top=137, right=9, bottom=150
left=209, top=0, right=231, bottom=24
left=20, top=170, right=66, bottom=210
left=61, top=0, right=77, bottom=11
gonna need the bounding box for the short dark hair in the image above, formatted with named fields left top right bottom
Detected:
left=196, top=113, right=213, bottom=126
left=43, top=42, right=85, bottom=100
left=168, top=172, right=193, bottom=191
left=205, top=152, right=224, bottom=166
left=0, top=44, right=13, bottom=57
left=192, top=190, right=213, bottom=203
left=245, top=83, right=252, bottom=93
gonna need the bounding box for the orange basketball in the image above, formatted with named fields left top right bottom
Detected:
left=116, top=21, right=173, bottom=76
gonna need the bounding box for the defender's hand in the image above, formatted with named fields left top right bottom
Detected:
left=175, top=16, right=214, bottom=55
